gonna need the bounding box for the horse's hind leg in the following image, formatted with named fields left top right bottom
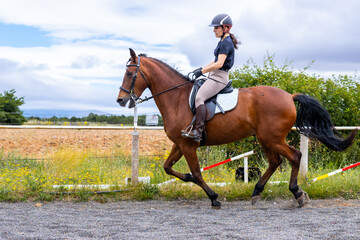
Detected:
left=181, top=144, right=221, bottom=209
left=251, top=144, right=283, bottom=205
left=163, top=144, right=196, bottom=183
left=253, top=140, right=309, bottom=207
left=268, top=143, right=309, bottom=206
left=285, top=145, right=310, bottom=207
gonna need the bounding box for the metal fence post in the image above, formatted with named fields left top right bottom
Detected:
left=299, top=134, right=309, bottom=179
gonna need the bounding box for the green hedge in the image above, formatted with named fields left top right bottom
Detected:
left=225, top=55, right=359, bottom=168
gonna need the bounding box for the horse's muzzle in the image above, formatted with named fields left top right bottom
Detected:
left=116, top=96, right=136, bottom=108
left=116, top=97, right=128, bottom=107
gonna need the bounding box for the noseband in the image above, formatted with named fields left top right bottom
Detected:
left=120, top=56, right=150, bottom=102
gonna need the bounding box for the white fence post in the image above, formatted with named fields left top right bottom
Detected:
left=299, top=134, right=309, bottom=179
left=131, top=106, right=139, bottom=184
left=244, top=156, right=249, bottom=183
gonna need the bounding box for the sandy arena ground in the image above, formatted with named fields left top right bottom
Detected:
left=0, top=129, right=173, bottom=158
left=1, top=199, right=360, bottom=239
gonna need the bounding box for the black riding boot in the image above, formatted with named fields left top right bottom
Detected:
left=184, top=104, right=206, bottom=143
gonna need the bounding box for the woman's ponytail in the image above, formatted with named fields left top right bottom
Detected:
left=229, top=33, right=240, bottom=50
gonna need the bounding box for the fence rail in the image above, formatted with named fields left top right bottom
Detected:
left=1, top=125, right=358, bottom=131
left=0, top=125, right=163, bottom=130
left=1, top=124, right=358, bottom=180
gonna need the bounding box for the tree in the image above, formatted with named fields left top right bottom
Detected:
left=0, top=89, right=26, bottom=124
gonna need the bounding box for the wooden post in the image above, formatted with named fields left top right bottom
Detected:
left=131, top=106, right=139, bottom=184
left=299, top=134, right=309, bottom=179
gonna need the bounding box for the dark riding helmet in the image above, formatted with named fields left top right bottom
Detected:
left=209, top=13, right=233, bottom=33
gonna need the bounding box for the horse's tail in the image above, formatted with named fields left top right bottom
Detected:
left=292, top=93, right=357, bottom=151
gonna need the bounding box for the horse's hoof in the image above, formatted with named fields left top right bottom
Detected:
left=212, top=204, right=221, bottom=210
left=297, top=191, right=310, bottom=207
left=211, top=201, right=221, bottom=210
left=251, top=195, right=261, bottom=205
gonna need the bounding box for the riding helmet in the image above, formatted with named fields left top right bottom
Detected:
left=209, top=14, right=233, bottom=33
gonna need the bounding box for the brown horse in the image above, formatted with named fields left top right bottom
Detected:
left=117, top=49, right=357, bottom=208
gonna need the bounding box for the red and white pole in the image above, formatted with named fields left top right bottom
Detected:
left=311, top=162, right=360, bottom=182
left=159, top=150, right=255, bottom=186
left=200, top=150, right=254, bottom=172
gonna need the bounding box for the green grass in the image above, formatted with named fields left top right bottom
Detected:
left=0, top=146, right=359, bottom=202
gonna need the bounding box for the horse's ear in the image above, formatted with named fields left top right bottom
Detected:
left=129, top=48, right=137, bottom=62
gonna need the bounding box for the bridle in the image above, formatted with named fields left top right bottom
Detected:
left=119, top=55, right=194, bottom=105
left=120, top=56, right=150, bottom=104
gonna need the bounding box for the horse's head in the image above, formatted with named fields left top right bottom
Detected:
left=117, top=48, right=149, bottom=108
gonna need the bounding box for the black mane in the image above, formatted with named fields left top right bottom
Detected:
left=140, top=54, right=188, bottom=81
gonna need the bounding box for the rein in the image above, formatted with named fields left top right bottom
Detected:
left=137, top=79, right=194, bottom=104
left=140, top=73, right=232, bottom=103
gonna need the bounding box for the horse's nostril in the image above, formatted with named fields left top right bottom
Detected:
left=116, top=98, right=123, bottom=104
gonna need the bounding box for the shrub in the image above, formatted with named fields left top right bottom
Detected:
left=228, top=55, right=359, bottom=167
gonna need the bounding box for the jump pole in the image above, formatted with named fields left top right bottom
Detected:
left=199, top=150, right=254, bottom=172
left=158, top=150, right=255, bottom=186
left=311, top=162, right=360, bottom=182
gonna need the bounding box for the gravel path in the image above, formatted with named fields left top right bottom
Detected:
left=0, top=199, right=359, bottom=240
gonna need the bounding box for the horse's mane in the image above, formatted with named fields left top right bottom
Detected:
left=139, top=53, right=188, bottom=81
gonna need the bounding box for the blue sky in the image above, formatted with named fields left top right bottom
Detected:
left=0, top=23, right=52, bottom=47
left=0, top=0, right=359, bottom=116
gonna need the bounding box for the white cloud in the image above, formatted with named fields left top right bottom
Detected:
left=0, top=0, right=359, bottom=116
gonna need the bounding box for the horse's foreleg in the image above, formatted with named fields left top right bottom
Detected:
left=181, top=144, right=221, bottom=209
left=163, top=144, right=195, bottom=183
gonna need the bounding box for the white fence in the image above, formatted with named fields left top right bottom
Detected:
left=0, top=125, right=163, bottom=130
left=1, top=124, right=358, bottom=181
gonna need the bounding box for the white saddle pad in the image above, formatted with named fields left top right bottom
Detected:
left=214, top=89, right=239, bottom=114
left=189, top=89, right=239, bottom=114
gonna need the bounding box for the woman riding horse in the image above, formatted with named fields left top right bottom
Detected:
left=117, top=14, right=357, bottom=208
left=182, top=14, right=240, bottom=143
left=117, top=48, right=357, bottom=209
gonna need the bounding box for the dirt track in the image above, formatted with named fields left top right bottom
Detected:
left=0, top=199, right=359, bottom=239
left=0, top=129, right=173, bottom=157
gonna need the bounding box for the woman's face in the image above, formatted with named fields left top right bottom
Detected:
left=213, top=26, right=224, bottom=38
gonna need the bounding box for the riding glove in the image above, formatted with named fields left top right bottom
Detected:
left=188, top=68, right=203, bottom=80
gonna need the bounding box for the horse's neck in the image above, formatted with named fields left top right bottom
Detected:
left=147, top=65, right=191, bottom=125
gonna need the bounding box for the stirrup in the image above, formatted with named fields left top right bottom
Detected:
left=181, top=125, right=202, bottom=143
left=181, top=125, right=193, bottom=138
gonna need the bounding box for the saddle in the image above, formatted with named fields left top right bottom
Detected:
left=185, top=78, right=239, bottom=145
left=189, top=78, right=238, bottom=122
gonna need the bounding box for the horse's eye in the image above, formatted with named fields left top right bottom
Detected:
left=127, top=71, right=133, bottom=77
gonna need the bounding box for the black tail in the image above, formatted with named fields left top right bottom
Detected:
left=293, top=94, right=357, bottom=151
